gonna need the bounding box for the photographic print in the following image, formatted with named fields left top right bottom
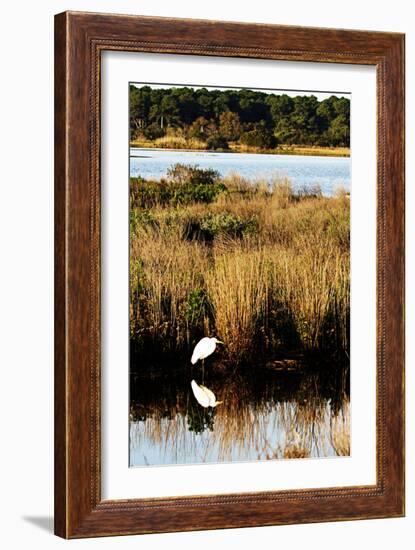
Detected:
left=55, top=13, right=405, bottom=537
left=128, top=82, right=351, bottom=467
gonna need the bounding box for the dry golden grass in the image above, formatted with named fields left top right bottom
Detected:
left=130, top=174, right=350, bottom=361
left=270, top=236, right=349, bottom=350
left=155, top=135, right=206, bottom=150
left=276, top=145, right=350, bottom=157
left=130, top=135, right=207, bottom=150
left=283, top=444, right=310, bottom=459
left=130, top=230, right=211, bottom=350
left=206, top=246, right=268, bottom=361
left=330, top=400, right=351, bottom=456
left=130, top=139, right=350, bottom=158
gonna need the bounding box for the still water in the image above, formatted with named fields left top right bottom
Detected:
left=130, top=148, right=350, bottom=196
left=129, top=364, right=349, bottom=467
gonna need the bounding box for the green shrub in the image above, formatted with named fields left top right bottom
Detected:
left=185, top=288, right=210, bottom=325
left=180, top=181, right=227, bottom=205
left=130, top=209, right=158, bottom=233
left=167, top=164, right=220, bottom=186
left=130, top=165, right=227, bottom=207
left=206, top=135, right=229, bottom=150
left=130, top=177, right=172, bottom=209
left=185, top=212, right=258, bottom=242
left=142, top=123, right=166, bottom=140
left=240, top=123, right=277, bottom=149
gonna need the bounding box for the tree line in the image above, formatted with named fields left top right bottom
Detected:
left=130, top=85, right=350, bottom=149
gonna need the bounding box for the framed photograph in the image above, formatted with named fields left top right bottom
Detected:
left=54, top=11, right=405, bottom=538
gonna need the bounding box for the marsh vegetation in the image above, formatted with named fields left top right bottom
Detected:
left=130, top=164, right=350, bottom=368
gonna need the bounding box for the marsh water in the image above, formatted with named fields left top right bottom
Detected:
left=130, top=148, right=350, bottom=196
left=129, top=362, right=349, bottom=467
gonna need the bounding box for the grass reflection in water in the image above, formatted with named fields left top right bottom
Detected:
left=129, top=360, right=349, bottom=467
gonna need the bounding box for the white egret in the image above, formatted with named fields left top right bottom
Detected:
left=191, top=336, right=224, bottom=382
left=191, top=336, right=223, bottom=365
left=191, top=380, right=223, bottom=408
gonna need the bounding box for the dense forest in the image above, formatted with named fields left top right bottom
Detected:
left=130, top=85, right=350, bottom=150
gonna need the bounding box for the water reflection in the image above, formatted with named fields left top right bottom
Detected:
left=129, top=362, right=349, bottom=467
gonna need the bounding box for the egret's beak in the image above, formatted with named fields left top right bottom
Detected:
left=216, top=340, right=224, bottom=344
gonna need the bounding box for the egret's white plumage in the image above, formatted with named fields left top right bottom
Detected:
left=191, top=337, right=223, bottom=365
left=191, top=380, right=222, bottom=408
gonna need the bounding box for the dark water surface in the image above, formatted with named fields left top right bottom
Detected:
left=129, top=361, right=349, bottom=467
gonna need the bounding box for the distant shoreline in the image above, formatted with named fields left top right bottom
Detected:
left=129, top=142, right=350, bottom=158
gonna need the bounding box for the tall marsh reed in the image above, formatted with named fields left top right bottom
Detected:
left=206, top=246, right=268, bottom=361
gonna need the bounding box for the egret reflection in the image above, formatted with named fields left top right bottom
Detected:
left=129, top=364, right=349, bottom=466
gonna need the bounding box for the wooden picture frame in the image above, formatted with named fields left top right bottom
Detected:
left=54, top=11, right=405, bottom=538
